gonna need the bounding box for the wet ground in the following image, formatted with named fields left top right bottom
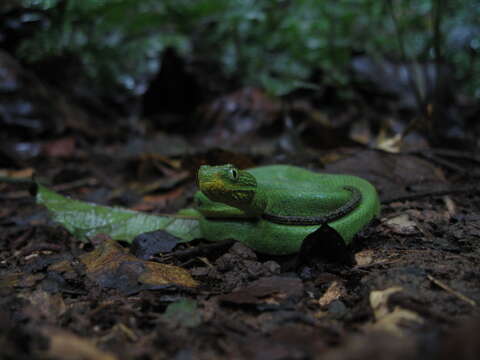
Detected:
left=1, top=144, right=480, bottom=360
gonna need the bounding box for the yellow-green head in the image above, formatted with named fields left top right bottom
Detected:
left=198, top=164, right=264, bottom=214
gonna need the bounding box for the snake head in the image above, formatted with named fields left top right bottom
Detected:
left=198, top=164, right=257, bottom=208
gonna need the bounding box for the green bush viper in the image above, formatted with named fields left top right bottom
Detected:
left=193, top=164, right=380, bottom=255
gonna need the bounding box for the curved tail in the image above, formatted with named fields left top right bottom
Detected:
left=324, top=174, right=380, bottom=244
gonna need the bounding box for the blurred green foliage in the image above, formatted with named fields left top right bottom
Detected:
left=16, top=0, right=480, bottom=97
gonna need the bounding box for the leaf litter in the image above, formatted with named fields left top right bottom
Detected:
left=2, top=146, right=480, bottom=359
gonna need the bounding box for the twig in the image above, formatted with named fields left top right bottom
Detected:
left=427, top=274, right=476, bottom=306
left=428, top=149, right=480, bottom=165
left=381, top=185, right=477, bottom=204
left=405, top=149, right=480, bottom=176
left=353, top=259, right=402, bottom=270
left=416, top=152, right=473, bottom=175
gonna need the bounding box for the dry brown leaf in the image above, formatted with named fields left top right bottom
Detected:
left=367, top=287, right=423, bottom=337
left=443, top=196, right=456, bottom=217
left=354, top=249, right=374, bottom=266
left=384, top=214, right=419, bottom=235
left=49, top=238, right=198, bottom=291
left=81, top=239, right=198, bottom=289
left=28, top=290, right=66, bottom=320
left=43, top=329, right=117, bottom=360
left=376, top=132, right=403, bottom=153
left=318, top=281, right=347, bottom=307
left=0, top=167, right=34, bottom=179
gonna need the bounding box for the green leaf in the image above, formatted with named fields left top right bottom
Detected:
left=163, top=299, right=202, bottom=328
left=36, top=184, right=201, bottom=243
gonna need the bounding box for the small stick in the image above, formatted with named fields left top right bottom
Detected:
left=381, top=186, right=476, bottom=204
left=353, top=259, right=402, bottom=270
left=418, top=152, right=471, bottom=175
left=427, top=274, right=477, bottom=306
left=407, top=149, right=480, bottom=165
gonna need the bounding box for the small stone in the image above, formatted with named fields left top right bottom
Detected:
left=328, top=300, right=347, bottom=318
left=229, top=242, right=257, bottom=260
left=263, top=261, right=281, bottom=275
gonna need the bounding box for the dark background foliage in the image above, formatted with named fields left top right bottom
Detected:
left=2, top=2, right=480, bottom=359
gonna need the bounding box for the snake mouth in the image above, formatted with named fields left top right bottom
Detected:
left=199, top=180, right=219, bottom=192
left=198, top=179, right=226, bottom=201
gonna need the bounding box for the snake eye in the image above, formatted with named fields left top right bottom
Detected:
left=230, top=168, right=238, bottom=180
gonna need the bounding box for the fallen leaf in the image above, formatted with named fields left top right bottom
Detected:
left=367, top=287, right=423, bottom=337
left=318, top=281, right=347, bottom=307
left=354, top=249, right=374, bottom=266
left=384, top=214, right=419, bottom=235
left=324, top=151, right=444, bottom=202
left=36, top=184, right=201, bottom=243
left=443, top=196, right=456, bottom=217
left=376, top=132, right=403, bottom=153
left=0, top=167, right=34, bottom=179
left=43, top=329, right=117, bottom=360
left=370, top=287, right=404, bottom=319
left=49, top=238, right=198, bottom=292
left=26, top=290, right=66, bottom=321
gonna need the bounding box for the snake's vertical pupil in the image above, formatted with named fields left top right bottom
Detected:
left=231, top=169, right=238, bottom=179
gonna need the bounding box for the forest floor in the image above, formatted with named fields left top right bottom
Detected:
left=1, top=134, right=480, bottom=359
